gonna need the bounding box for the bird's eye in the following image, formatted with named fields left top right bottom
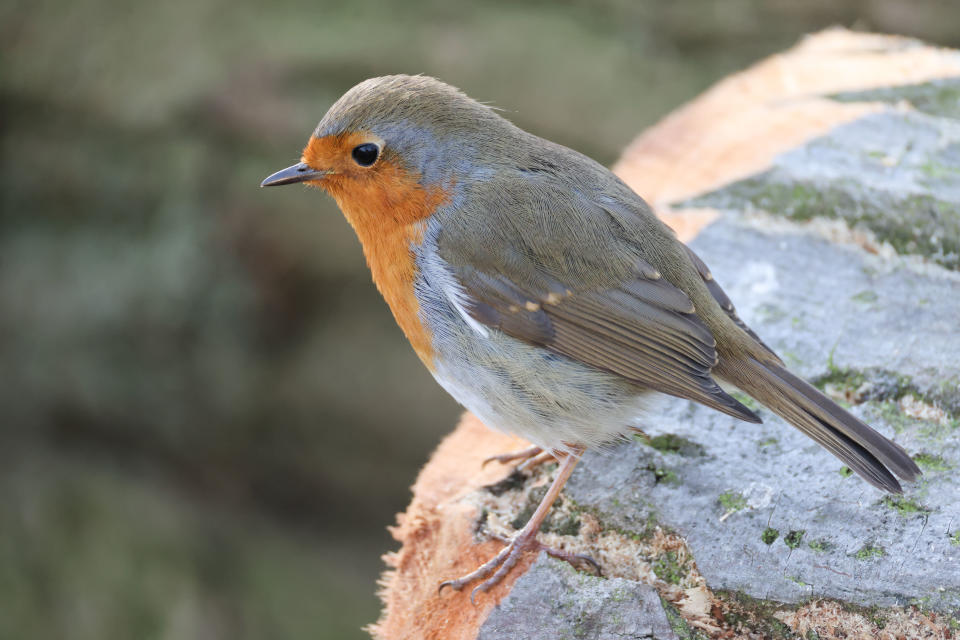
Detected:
left=351, top=143, right=380, bottom=167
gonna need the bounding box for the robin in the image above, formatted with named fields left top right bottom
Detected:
left=261, top=75, right=920, bottom=600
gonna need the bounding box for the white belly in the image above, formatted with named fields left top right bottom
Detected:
left=429, top=326, right=657, bottom=453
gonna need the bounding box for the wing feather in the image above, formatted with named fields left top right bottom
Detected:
left=682, top=245, right=780, bottom=360
left=457, top=266, right=760, bottom=423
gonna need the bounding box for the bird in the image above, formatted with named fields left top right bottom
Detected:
left=261, top=74, right=920, bottom=600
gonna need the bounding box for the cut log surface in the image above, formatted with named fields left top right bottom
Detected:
left=369, top=29, right=960, bottom=640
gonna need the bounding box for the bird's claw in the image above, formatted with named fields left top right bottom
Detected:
left=438, top=532, right=600, bottom=603
left=543, top=548, right=602, bottom=576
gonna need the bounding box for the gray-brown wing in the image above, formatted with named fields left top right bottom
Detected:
left=456, top=260, right=760, bottom=423
left=682, top=245, right=780, bottom=360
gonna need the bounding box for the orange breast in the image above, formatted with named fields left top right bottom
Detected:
left=303, top=135, right=449, bottom=369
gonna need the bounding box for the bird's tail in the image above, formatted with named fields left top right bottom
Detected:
left=716, top=356, right=921, bottom=493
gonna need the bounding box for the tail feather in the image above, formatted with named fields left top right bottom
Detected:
left=717, top=356, right=921, bottom=493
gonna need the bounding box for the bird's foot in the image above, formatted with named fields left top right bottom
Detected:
left=482, top=446, right=561, bottom=474
left=481, top=445, right=543, bottom=468
left=444, top=445, right=593, bottom=602
left=438, top=531, right=599, bottom=603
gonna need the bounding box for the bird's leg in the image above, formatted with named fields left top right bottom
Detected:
left=440, top=445, right=599, bottom=602
left=481, top=445, right=543, bottom=468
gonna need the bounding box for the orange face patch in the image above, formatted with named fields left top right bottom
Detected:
left=302, top=132, right=382, bottom=183
left=301, top=134, right=449, bottom=368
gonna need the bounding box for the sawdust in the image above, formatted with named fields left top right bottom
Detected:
left=900, top=394, right=952, bottom=427
left=776, top=599, right=953, bottom=640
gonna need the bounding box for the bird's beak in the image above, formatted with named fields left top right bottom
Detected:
left=260, top=162, right=331, bottom=187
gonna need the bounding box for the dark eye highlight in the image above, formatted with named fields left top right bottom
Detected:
left=351, top=143, right=380, bottom=167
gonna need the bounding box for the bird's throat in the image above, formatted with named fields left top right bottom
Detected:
left=325, top=168, right=449, bottom=370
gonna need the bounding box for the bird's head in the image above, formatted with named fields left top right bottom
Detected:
left=262, top=75, right=514, bottom=226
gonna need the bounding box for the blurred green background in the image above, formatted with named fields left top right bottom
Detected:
left=2, top=1, right=958, bottom=638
